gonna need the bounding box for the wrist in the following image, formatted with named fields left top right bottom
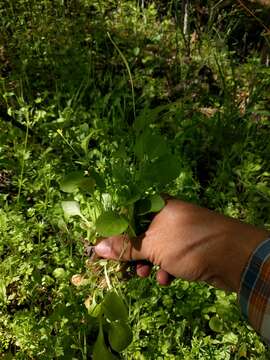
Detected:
left=210, top=220, right=269, bottom=293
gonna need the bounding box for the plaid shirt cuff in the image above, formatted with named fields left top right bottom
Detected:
left=239, top=238, right=270, bottom=345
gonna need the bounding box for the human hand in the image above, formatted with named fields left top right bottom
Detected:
left=94, top=199, right=268, bottom=292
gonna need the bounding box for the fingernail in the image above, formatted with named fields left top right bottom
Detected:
left=94, top=241, right=112, bottom=258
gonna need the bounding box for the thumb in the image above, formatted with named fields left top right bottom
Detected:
left=94, top=234, right=146, bottom=261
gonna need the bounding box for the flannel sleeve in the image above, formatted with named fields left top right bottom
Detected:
left=239, top=238, right=270, bottom=345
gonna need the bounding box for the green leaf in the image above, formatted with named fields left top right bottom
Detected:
left=87, top=302, right=103, bottom=318
left=81, top=129, right=100, bottom=154
left=60, top=172, right=85, bottom=193
left=52, top=268, right=66, bottom=279
left=61, top=201, right=82, bottom=217
left=134, top=130, right=169, bottom=161
left=133, top=105, right=171, bottom=133
left=96, top=211, right=128, bottom=237
left=91, top=170, right=106, bottom=190
left=93, top=322, right=119, bottom=360
left=108, top=320, right=133, bottom=352
left=149, top=194, right=165, bottom=212
left=238, top=343, right=247, bottom=358
left=85, top=293, right=104, bottom=318
left=0, top=281, right=7, bottom=304
left=133, top=47, right=140, bottom=56
left=81, top=133, right=92, bottom=154
left=60, top=172, right=95, bottom=193
left=103, top=291, right=128, bottom=322
left=209, top=316, right=223, bottom=333
left=78, top=177, right=95, bottom=193
left=135, top=194, right=165, bottom=215
left=112, top=162, right=130, bottom=183
left=222, top=332, right=238, bottom=345
left=141, top=154, right=181, bottom=186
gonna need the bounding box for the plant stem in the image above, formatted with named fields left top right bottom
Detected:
left=17, top=118, right=29, bottom=202
left=56, top=129, right=80, bottom=157
left=107, top=32, right=136, bottom=121
left=104, top=263, right=112, bottom=290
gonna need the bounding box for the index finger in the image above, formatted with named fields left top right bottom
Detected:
left=94, top=233, right=146, bottom=262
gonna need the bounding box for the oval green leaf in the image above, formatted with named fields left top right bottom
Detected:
left=60, top=172, right=85, bottom=193
left=95, top=211, right=128, bottom=237
left=103, top=291, right=128, bottom=322
left=134, top=130, right=169, bottom=161
left=93, top=322, right=119, bottom=360
left=149, top=194, right=165, bottom=212
left=78, top=177, right=95, bottom=193
left=61, top=201, right=82, bottom=217
left=60, top=171, right=95, bottom=193
left=141, top=154, right=181, bottom=187
left=135, top=194, right=165, bottom=215
left=108, top=320, right=133, bottom=352
left=209, top=316, right=223, bottom=333
left=52, top=268, right=66, bottom=279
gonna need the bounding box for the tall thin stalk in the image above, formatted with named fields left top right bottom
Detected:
left=182, top=0, right=190, bottom=56
left=107, top=32, right=136, bottom=121
left=17, top=113, right=29, bottom=202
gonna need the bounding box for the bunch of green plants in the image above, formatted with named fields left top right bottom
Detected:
left=58, top=122, right=183, bottom=357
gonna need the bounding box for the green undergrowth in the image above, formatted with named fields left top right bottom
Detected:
left=0, top=0, right=270, bottom=358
